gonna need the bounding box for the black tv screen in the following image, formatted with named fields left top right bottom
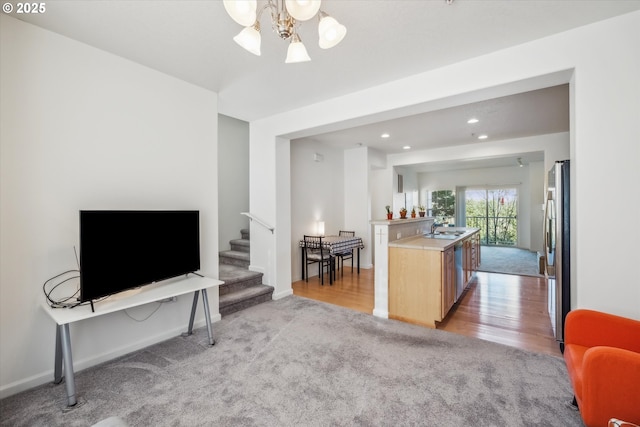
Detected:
left=79, top=210, right=200, bottom=303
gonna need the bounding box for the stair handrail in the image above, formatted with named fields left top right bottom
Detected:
left=241, top=212, right=274, bottom=234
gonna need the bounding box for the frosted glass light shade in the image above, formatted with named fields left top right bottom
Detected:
left=285, top=0, right=321, bottom=21
left=223, top=0, right=257, bottom=27
left=318, top=15, right=346, bottom=49
left=233, top=26, right=261, bottom=56
left=285, top=36, right=311, bottom=63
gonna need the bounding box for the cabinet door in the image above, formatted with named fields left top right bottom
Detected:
left=463, top=239, right=472, bottom=284
left=389, top=247, right=442, bottom=327
left=474, top=232, right=481, bottom=268
left=441, top=247, right=455, bottom=318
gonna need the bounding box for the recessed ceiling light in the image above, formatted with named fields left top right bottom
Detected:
left=403, top=145, right=411, bottom=150
left=467, top=118, right=479, bottom=124
left=381, top=133, right=390, bottom=139
left=478, top=134, right=488, bottom=140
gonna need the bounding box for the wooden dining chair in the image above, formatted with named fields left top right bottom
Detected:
left=335, top=230, right=355, bottom=276
left=303, top=235, right=334, bottom=285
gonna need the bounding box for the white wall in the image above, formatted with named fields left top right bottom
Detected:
left=290, top=140, right=344, bottom=281
left=0, top=16, right=218, bottom=397
left=344, top=147, right=372, bottom=269
left=218, top=115, right=250, bottom=250
left=250, top=11, right=640, bottom=320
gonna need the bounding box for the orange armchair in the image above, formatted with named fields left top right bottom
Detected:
left=563, top=309, right=640, bottom=427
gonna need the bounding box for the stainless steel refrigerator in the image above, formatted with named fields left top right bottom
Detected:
left=544, top=160, right=570, bottom=344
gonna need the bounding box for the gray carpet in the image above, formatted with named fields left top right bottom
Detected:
left=0, top=296, right=581, bottom=426
left=477, top=246, right=543, bottom=277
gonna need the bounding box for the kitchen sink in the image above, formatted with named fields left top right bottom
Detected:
left=423, top=233, right=459, bottom=240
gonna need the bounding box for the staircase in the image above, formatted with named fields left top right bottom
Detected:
left=218, top=229, right=274, bottom=316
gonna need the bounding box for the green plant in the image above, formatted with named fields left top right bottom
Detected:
left=411, top=207, right=416, bottom=214
left=385, top=205, right=392, bottom=214
left=418, top=205, right=426, bottom=212
left=399, top=207, right=407, bottom=214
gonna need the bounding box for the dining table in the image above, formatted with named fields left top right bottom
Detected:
left=299, top=235, right=365, bottom=281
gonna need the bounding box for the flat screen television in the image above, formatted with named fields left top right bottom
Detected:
left=79, top=210, right=200, bottom=303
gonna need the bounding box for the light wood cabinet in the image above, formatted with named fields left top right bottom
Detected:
left=388, top=246, right=455, bottom=328
left=462, top=231, right=481, bottom=289
left=473, top=232, right=481, bottom=269
left=441, top=247, right=455, bottom=318
left=388, top=229, right=480, bottom=328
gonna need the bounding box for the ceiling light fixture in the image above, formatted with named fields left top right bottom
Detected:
left=478, top=134, right=488, bottom=140
left=223, top=0, right=346, bottom=63
left=517, top=157, right=524, bottom=167
left=381, top=133, right=390, bottom=139
left=403, top=145, right=411, bottom=150
left=467, top=118, right=479, bottom=124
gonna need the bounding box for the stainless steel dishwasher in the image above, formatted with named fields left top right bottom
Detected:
left=454, top=242, right=463, bottom=301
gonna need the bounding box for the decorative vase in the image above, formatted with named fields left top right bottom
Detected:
left=386, top=213, right=393, bottom=220
left=400, top=212, right=407, bottom=219
left=419, top=212, right=425, bottom=217
left=411, top=212, right=416, bottom=218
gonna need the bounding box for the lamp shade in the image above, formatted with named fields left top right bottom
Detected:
left=285, top=35, right=311, bottom=63
left=223, top=0, right=257, bottom=27
left=233, top=25, right=261, bottom=56
left=318, top=14, right=346, bottom=49
left=285, top=0, right=321, bottom=21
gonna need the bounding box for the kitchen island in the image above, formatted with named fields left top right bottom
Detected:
left=370, top=217, right=435, bottom=319
left=388, top=227, right=480, bottom=328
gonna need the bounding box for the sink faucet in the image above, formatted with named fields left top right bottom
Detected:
left=430, top=222, right=437, bottom=234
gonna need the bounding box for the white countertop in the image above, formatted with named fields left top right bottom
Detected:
left=388, top=227, right=480, bottom=251
left=370, top=216, right=434, bottom=225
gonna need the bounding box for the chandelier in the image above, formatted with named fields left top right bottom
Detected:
left=223, top=0, right=347, bottom=63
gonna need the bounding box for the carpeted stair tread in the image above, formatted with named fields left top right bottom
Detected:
left=218, top=264, right=261, bottom=283
left=218, top=284, right=274, bottom=315
left=219, top=284, right=273, bottom=304
left=219, top=250, right=249, bottom=261
left=230, top=239, right=250, bottom=253
left=217, top=228, right=273, bottom=315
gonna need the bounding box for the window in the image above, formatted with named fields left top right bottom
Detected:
left=428, top=189, right=455, bottom=225
left=465, top=188, right=518, bottom=245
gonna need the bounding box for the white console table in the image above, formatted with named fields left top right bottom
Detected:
left=41, top=275, right=222, bottom=407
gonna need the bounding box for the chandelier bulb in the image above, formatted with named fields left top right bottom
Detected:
left=223, top=0, right=257, bottom=27
left=285, top=33, right=311, bottom=63
left=318, top=11, right=346, bottom=49
left=285, top=0, right=321, bottom=21
left=233, top=21, right=261, bottom=56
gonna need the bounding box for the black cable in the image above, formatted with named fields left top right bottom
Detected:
left=41, top=269, right=103, bottom=309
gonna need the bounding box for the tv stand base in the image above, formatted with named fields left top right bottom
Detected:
left=182, top=288, right=215, bottom=346
left=43, top=276, right=222, bottom=407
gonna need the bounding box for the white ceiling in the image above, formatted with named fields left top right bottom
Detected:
left=13, top=0, right=640, bottom=169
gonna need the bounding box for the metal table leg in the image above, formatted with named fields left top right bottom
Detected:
left=58, top=324, right=77, bottom=407
left=201, top=289, right=215, bottom=346
left=185, top=290, right=200, bottom=336
left=184, top=289, right=215, bottom=346
left=53, top=325, right=63, bottom=385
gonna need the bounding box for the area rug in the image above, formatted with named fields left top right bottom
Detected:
left=477, top=245, right=543, bottom=277
left=0, top=296, right=581, bottom=426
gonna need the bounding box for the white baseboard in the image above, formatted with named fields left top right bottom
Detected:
left=272, top=289, right=293, bottom=300
left=248, top=265, right=264, bottom=274
left=372, top=308, right=389, bottom=319
left=0, top=315, right=221, bottom=400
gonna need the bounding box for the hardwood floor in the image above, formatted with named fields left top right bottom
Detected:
left=292, top=267, right=562, bottom=357
left=292, top=267, right=375, bottom=315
